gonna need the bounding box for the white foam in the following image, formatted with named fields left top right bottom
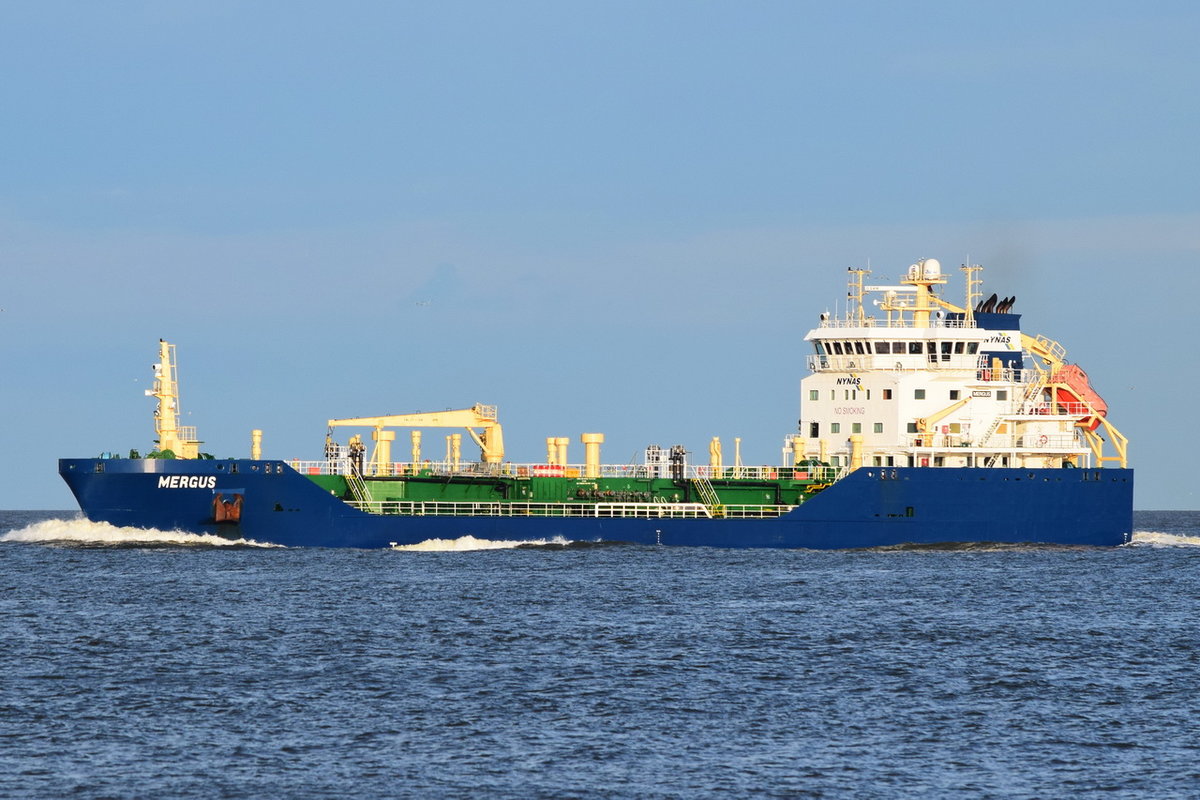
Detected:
left=0, top=517, right=280, bottom=547
left=1128, top=531, right=1200, bottom=548
left=391, top=534, right=572, bottom=552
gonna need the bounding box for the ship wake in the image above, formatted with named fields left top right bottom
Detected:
left=1, top=517, right=281, bottom=548
left=1128, top=531, right=1200, bottom=548
left=391, top=535, right=573, bottom=552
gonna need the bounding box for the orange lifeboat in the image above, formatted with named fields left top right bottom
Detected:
left=1051, top=364, right=1107, bottom=431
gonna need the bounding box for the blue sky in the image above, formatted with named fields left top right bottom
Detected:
left=2, top=1, right=1196, bottom=509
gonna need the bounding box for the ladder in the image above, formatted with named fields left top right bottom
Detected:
left=691, top=476, right=723, bottom=518
left=346, top=470, right=373, bottom=504
left=980, top=376, right=1048, bottom=467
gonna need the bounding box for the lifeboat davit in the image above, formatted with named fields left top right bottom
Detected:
left=1051, top=364, right=1107, bottom=431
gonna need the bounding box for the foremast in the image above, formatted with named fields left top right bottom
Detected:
left=147, top=339, right=202, bottom=459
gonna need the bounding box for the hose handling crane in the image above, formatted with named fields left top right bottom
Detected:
left=327, top=404, right=505, bottom=475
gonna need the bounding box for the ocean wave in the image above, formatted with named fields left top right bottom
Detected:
left=0, top=517, right=280, bottom=548
left=1128, top=531, right=1200, bottom=548
left=391, top=535, right=573, bottom=552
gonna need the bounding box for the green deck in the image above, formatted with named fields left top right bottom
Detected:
left=307, top=468, right=833, bottom=508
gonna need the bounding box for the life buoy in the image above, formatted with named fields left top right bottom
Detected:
left=1037, top=435, right=1049, bottom=446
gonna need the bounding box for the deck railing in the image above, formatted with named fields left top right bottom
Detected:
left=817, top=318, right=978, bottom=330
left=343, top=500, right=799, bottom=519
left=287, top=460, right=839, bottom=483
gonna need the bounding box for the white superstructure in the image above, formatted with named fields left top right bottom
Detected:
left=797, top=259, right=1128, bottom=472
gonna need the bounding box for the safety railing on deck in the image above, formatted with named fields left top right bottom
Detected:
left=816, top=318, right=978, bottom=330
left=287, top=460, right=839, bottom=483
left=343, top=500, right=799, bottom=519
left=908, top=434, right=1085, bottom=451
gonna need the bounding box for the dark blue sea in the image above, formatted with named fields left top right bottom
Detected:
left=3, top=510, right=1199, bottom=799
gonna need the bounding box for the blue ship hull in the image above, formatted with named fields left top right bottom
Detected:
left=59, top=459, right=1134, bottom=549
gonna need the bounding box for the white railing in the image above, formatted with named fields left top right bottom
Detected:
left=807, top=355, right=983, bottom=373
left=907, top=434, right=1084, bottom=452
left=344, top=500, right=799, bottom=520
left=817, top=318, right=977, bottom=330
left=287, top=459, right=835, bottom=482
left=1018, top=400, right=1100, bottom=418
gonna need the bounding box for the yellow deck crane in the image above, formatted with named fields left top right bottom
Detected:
left=327, top=404, right=505, bottom=476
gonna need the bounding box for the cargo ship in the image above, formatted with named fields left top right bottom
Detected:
left=59, top=258, right=1133, bottom=548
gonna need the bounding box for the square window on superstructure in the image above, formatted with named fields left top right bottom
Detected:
left=997, top=390, right=1008, bottom=401
left=831, top=423, right=841, bottom=434
left=915, top=389, right=926, bottom=400
left=883, top=389, right=893, bottom=400
left=809, top=422, right=820, bottom=438
left=907, top=423, right=918, bottom=434
left=950, top=390, right=960, bottom=400
left=852, top=423, right=862, bottom=434
left=809, top=390, right=819, bottom=401
left=874, top=423, right=884, bottom=434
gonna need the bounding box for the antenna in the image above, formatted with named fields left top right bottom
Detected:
left=846, top=266, right=871, bottom=324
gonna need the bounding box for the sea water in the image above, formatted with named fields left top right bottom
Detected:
left=2, top=510, right=1199, bottom=799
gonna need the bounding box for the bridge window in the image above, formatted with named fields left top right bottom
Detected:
left=954, top=342, right=965, bottom=354
left=854, top=342, right=865, bottom=355
left=875, top=341, right=891, bottom=354
left=832, top=342, right=844, bottom=355
left=968, top=343, right=980, bottom=354
left=908, top=342, right=922, bottom=354
left=941, top=342, right=952, bottom=361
